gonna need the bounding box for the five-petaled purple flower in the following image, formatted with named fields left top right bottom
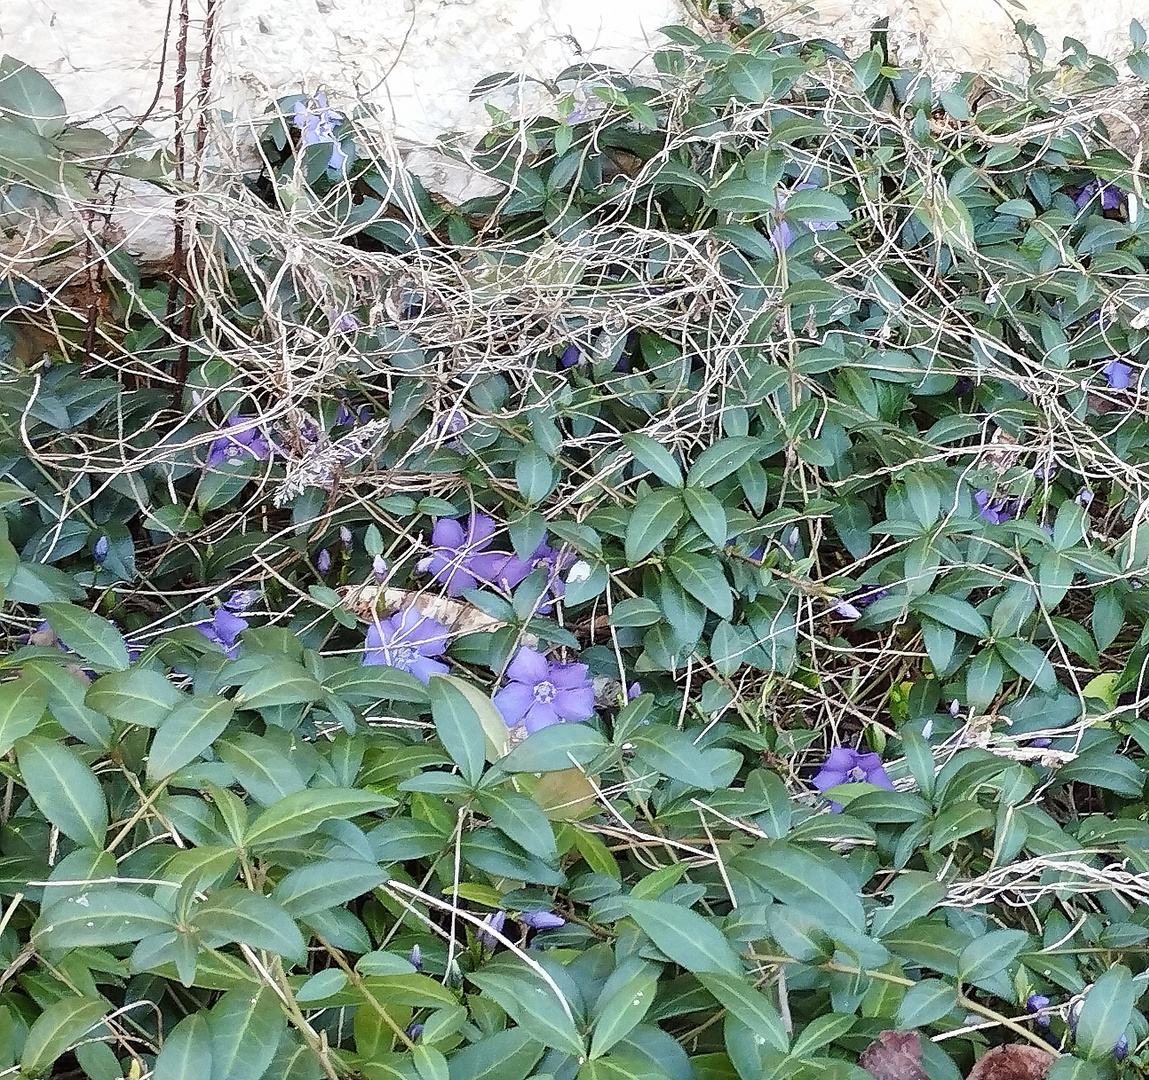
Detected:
left=1074, top=178, right=1123, bottom=211
left=363, top=607, right=450, bottom=684
left=520, top=910, right=565, bottom=929
left=812, top=746, right=894, bottom=812
left=416, top=514, right=532, bottom=597
left=494, top=647, right=595, bottom=733
left=291, top=92, right=348, bottom=171
left=192, top=607, right=248, bottom=658
left=769, top=181, right=841, bottom=251
left=974, top=489, right=1026, bottom=525
left=1102, top=359, right=1132, bottom=390
left=205, top=415, right=274, bottom=469
left=1026, top=993, right=1051, bottom=1028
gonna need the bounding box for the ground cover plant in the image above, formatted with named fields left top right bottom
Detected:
left=2, top=7, right=1149, bottom=1078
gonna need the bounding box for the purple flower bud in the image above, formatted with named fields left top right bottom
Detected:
left=833, top=600, right=863, bottom=620
left=408, top=944, right=421, bottom=971
left=477, top=910, right=505, bottom=951
left=626, top=681, right=642, bottom=701
left=317, top=548, right=332, bottom=574
left=1026, top=994, right=1051, bottom=1028
left=339, top=526, right=353, bottom=550
left=948, top=699, right=961, bottom=717
left=1029, top=737, right=1052, bottom=748
left=560, top=345, right=581, bottom=368
left=1114, top=1033, right=1128, bottom=1060
left=330, top=310, right=360, bottom=334
left=225, top=589, right=259, bottom=612
left=372, top=554, right=387, bottom=583
left=1076, top=488, right=1094, bottom=508
left=93, top=535, right=109, bottom=564
left=407, top=1022, right=423, bottom=1040
left=519, top=910, right=565, bottom=929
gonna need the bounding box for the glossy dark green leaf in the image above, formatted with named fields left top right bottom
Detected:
left=686, top=437, right=762, bottom=489
left=1075, top=965, right=1134, bottom=1061
left=34, top=888, right=175, bottom=948
left=624, top=489, right=684, bottom=564
left=623, top=434, right=683, bottom=487
left=193, top=888, right=307, bottom=962
left=895, top=979, right=956, bottom=1028
left=446, top=1027, right=543, bottom=1080
left=498, top=721, right=608, bottom=773
left=665, top=554, right=733, bottom=619
left=40, top=602, right=129, bottom=670
left=697, top=973, right=787, bottom=1052
left=147, top=696, right=235, bottom=784
left=152, top=1013, right=212, bottom=1080
left=475, top=788, right=558, bottom=863
left=429, top=673, right=488, bottom=785
left=16, top=735, right=107, bottom=849
left=245, top=789, right=394, bottom=850
left=622, top=897, right=742, bottom=975
left=20, top=996, right=108, bottom=1078
left=0, top=673, right=47, bottom=754
left=208, top=987, right=284, bottom=1080
left=272, top=859, right=385, bottom=918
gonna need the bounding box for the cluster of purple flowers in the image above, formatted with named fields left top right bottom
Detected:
left=416, top=513, right=572, bottom=609
left=811, top=745, right=894, bottom=812
left=204, top=415, right=275, bottom=470
left=291, top=92, right=348, bottom=171
left=973, top=489, right=1027, bottom=525
left=493, top=646, right=595, bottom=734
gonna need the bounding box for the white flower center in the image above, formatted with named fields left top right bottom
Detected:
left=388, top=644, right=418, bottom=670
left=533, top=680, right=557, bottom=703
left=847, top=765, right=867, bottom=782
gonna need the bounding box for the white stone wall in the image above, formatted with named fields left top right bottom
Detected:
left=4, top=0, right=1147, bottom=146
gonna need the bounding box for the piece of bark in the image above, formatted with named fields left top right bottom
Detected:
left=965, top=1045, right=1054, bottom=1080
left=858, top=1030, right=929, bottom=1080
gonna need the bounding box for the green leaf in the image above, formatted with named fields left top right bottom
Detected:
left=590, top=965, right=659, bottom=1058
left=237, top=660, right=323, bottom=709
left=16, top=735, right=108, bottom=848
left=147, top=696, right=235, bottom=785
left=475, top=789, right=558, bottom=863
left=1056, top=752, right=1145, bottom=797
left=245, top=788, right=394, bottom=850
left=994, top=637, right=1056, bottom=691
left=631, top=726, right=718, bottom=790
left=959, top=931, right=1029, bottom=993
left=621, top=897, right=742, bottom=975
left=297, top=968, right=348, bottom=1003
left=429, top=673, right=489, bottom=786
left=725, top=54, right=774, bottom=102
left=740, top=845, right=865, bottom=933
left=40, top=602, right=129, bottom=670
left=467, top=970, right=584, bottom=1057
left=208, top=987, right=284, bottom=1080
left=20, top=995, right=108, bottom=1078
left=0, top=56, right=67, bottom=138
left=624, top=489, right=684, bottom=564
left=272, top=859, right=385, bottom=918
left=0, top=673, right=47, bottom=754
left=1075, top=965, right=1134, bottom=1061
left=324, top=660, right=430, bottom=704
left=666, top=554, right=733, bottom=619
left=872, top=872, right=947, bottom=937
left=445, top=1027, right=543, bottom=1080
left=788, top=1013, right=855, bottom=1058
left=929, top=801, right=994, bottom=852
left=623, top=433, right=683, bottom=487
left=895, top=979, right=956, bottom=1028
left=912, top=595, right=988, bottom=638
left=86, top=667, right=183, bottom=724
left=609, top=598, right=663, bottom=628
left=686, top=437, right=762, bottom=488
left=193, top=888, right=307, bottom=962
left=696, top=973, right=788, bottom=1052
left=153, top=1013, right=213, bottom=1080
left=498, top=722, right=608, bottom=773
left=33, top=888, right=176, bottom=947
left=705, top=178, right=775, bottom=214
left=783, top=187, right=851, bottom=224
left=682, top=487, right=728, bottom=549
left=515, top=443, right=556, bottom=504
left=965, top=648, right=1004, bottom=712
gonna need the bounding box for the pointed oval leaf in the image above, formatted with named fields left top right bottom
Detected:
left=590, top=970, right=658, bottom=1058
left=153, top=1013, right=213, bottom=1080
left=244, top=788, right=394, bottom=850
left=475, top=789, right=559, bottom=863
left=40, top=602, right=129, bottom=670
left=86, top=668, right=182, bottom=725
left=192, top=888, right=307, bottom=962
left=429, top=674, right=491, bottom=785
left=624, top=489, right=684, bottom=565
left=497, top=722, right=608, bottom=773
left=665, top=554, right=733, bottom=619
left=21, top=996, right=108, bottom=1077
left=208, top=987, right=284, bottom=1080
left=682, top=487, right=728, bottom=549
left=237, top=660, right=323, bottom=709
left=147, top=695, right=236, bottom=784
left=16, top=735, right=108, bottom=849
left=33, top=888, right=176, bottom=948
left=622, top=897, right=742, bottom=975
left=0, top=673, right=47, bottom=754
left=696, top=973, right=787, bottom=1052
left=1075, top=964, right=1135, bottom=1061
left=272, top=859, right=385, bottom=918
left=896, top=978, right=957, bottom=1028
left=622, top=434, right=683, bottom=487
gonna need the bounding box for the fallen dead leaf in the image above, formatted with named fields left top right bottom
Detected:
left=858, top=1030, right=928, bottom=1080
left=965, top=1045, right=1054, bottom=1080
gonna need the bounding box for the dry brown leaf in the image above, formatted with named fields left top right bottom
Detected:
left=338, top=585, right=508, bottom=636
left=858, top=1030, right=928, bottom=1080
left=965, top=1045, right=1054, bottom=1080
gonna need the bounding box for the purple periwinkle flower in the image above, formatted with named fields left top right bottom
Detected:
left=363, top=607, right=450, bottom=684
left=1074, top=178, right=1123, bottom=211
left=93, top=535, right=109, bottom=565
left=192, top=607, right=248, bottom=658
left=1102, top=359, right=1132, bottom=390
left=372, top=554, right=388, bottom=583
left=1029, top=737, right=1052, bottom=748
left=1026, top=993, right=1051, bottom=1028
left=812, top=746, right=894, bottom=812
left=476, top=910, right=505, bottom=951
left=408, top=944, right=422, bottom=971
left=205, top=415, right=274, bottom=469
left=329, top=310, right=360, bottom=334
left=850, top=586, right=888, bottom=608
left=407, top=1023, right=424, bottom=1040
left=335, top=402, right=370, bottom=425
left=291, top=92, right=348, bottom=171
left=317, top=548, right=332, bottom=575
left=520, top=910, right=565, bottom=929
left=974, top=488, right=1026, bottom=525
left=560, top=345, right=581, bottom=368
left=1075, top=488, right=1094, bottom=508
left=948, top=699, right=961, bottom=717
left=1114, top=1033, right=1129, bottom=1060
left=493, top=647, right=595, bottom=733
left=833, top=600, right=863, bottom=620
left=416, top=514, right=531, bottom=597
left=769, top=181, right=841, bottom=251
left=225, top=589, right=259, bottom=613
left=627, top=681, right=642, bottom=701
